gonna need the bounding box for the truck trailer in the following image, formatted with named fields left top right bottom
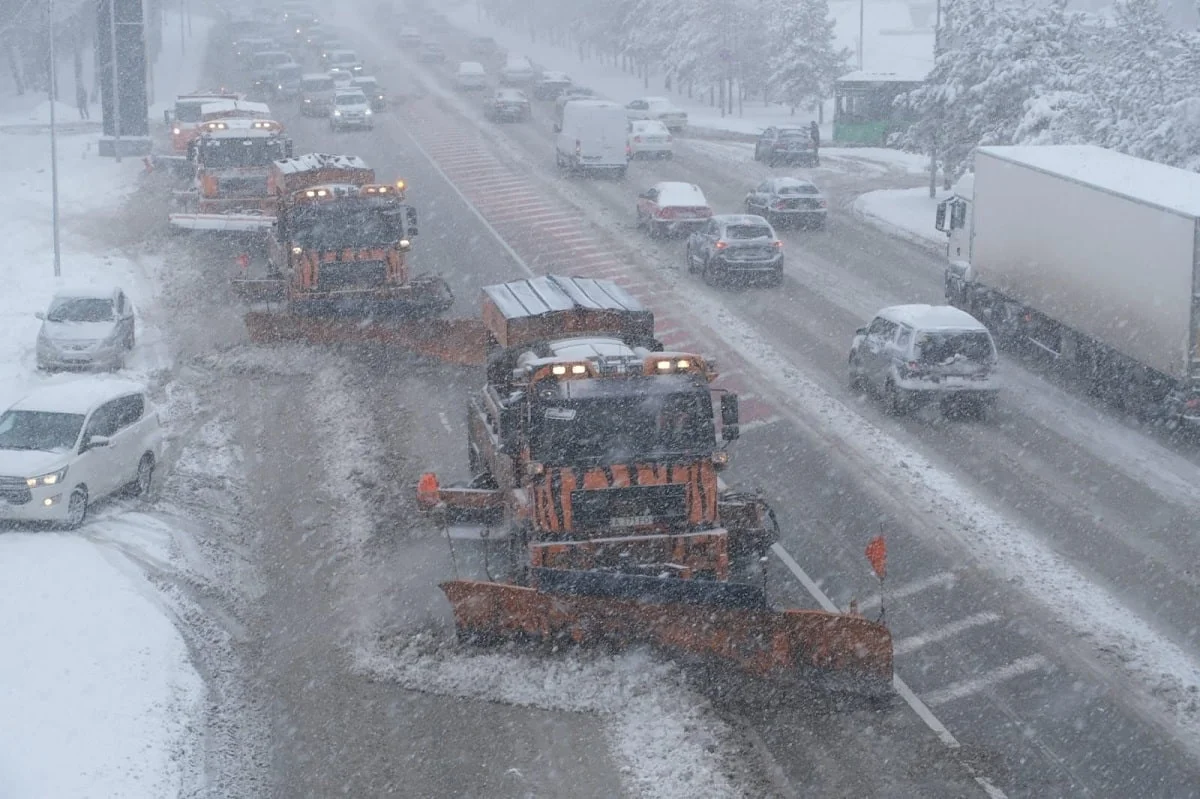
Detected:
left=938, top=145, right=1200, bottom=424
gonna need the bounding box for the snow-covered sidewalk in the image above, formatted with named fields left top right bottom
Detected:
left=0, top=11, right=217, bottom=799
left=853, top=185, right=948, bottom=250
left=446, top=0, right=933, bottom=139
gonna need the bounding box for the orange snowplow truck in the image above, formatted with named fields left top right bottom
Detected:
left=163, top=91, right=244, bottom=153
left=237, top=153, right=453, bottom=316
left=168, top=119, right=291, bottom=232
left=418, top=275, right=894, bottom=696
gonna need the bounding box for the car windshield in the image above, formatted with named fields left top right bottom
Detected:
left=725, top=225, right=772, bottom=239
left=0, top=410, right=84, bottom=452
left=275, top=65, right=301, bottom=79
left=47, top=297, right=114, bottom=323
left=332, top=53, right=357, bottom=64
left=291, top=203, right=406, bottom=249
left=303, top=78, right=334, bottom=91
left=777, top=183, right=819, bottom=195
left=336, top=94, right=366, bottom=105
left=199, top=138, right=288, bottom=168
left=915, top=331, right=994, bottom=364
left=530, top=386, right=715, bottom=465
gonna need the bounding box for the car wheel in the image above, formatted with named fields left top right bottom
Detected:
left=129, top=453, right=155, bottom=497
left=685, top=245, right=696, bottom=273
left=615, top=167, right=627, bottom=180
left=663, top=152, right=673, bottom=161
left=884, top=380, right=909, bottom=416
left=848, top=353, right=867, bottom=392
left=702, top=258, right=721, bottom=287
left=65, top=487, right=88, bottom=530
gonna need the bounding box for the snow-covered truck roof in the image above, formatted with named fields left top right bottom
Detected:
left=481, top=275, right=654, bottom=349
left=199, top=99, right=272, bottom=118
left=271, top=153, right=375, bottom=195
left=978, top=145, right=1200, bottom=219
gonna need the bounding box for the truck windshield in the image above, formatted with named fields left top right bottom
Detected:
left=175, top=101, right=209, bottom=123
left=530, top=387, right=715, bottom=465
left=915, top=331, right=994, bottom=365
left=291, top=204, right=405, bottom=249
left=199, top=139, right=288, bottom=168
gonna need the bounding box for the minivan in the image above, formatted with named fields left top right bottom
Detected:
left=849, top=304, right=1000, bottom=418
left=300, top=72, right=337, bottom=115
left=555, top=100, right=629, bottom=178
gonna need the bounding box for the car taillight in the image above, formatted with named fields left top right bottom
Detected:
left=905, top=361, right=926, bottom=375
left=774, top=200, right=787, bottom=209
left=773, top=240, right=783, bottom=249
left=1186, top=398, right=1200, bottom=409
left=714, top=240, right=728, bottom=249
left=666, top=135, right=673, bottom=143
left=819, top=199, right=827, bottom=207
left=658, top=207, right=675, bottom=219
left=699, top=208, right=712, bottom=218
left=633, top=135, right=642, bottom=143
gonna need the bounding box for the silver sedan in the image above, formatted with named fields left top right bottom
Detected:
left=36, top=288, right=136, bottom=371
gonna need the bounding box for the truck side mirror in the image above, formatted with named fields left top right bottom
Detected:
left=720, top=393, right=739, bottom=441
left=406, top=206, right=418, bottom=237
left=951, top=199, right=967, bottom=230
left=935, top=200, right=948, bottom=232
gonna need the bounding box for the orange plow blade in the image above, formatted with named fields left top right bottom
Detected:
left=244, top=311, right=487, bottom=365
left=441, top=579, right=894, bottom=697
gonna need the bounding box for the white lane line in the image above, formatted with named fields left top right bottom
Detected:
left=437, top=411, right=454, bottom=435
left=770, top=543, right=1008, bottom=799
left=895, top=612, right=1002, bottom=656
left=922, top=655, right=1049, bottom=708
left=485, top=208, right=574, bottom=224
left=737, top=417, right=783, bottom=433
left=857, top=570, right=957, bottom=610
left=403, top=131, right=535, bottom=279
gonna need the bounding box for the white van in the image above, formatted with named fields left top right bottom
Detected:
left=500, top=55, right=535, bottom=85
left=555, top=100, right=628, bottom=178
left=455, top=61, right=488, bottom=90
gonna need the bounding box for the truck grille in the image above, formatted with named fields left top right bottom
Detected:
left=571, top=484, right=687, bottom=529
left=0, top=476, right=31, bottom=505
left=218, top=177, right=268, bottom=198
left=316, top=260, right=388, bottom=291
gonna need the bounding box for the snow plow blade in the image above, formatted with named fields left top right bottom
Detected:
left=243, top=311, right=487, bottom=365
left=169, top=213, right=276, bottom=232
left=441, top=576, right=894, bottom=697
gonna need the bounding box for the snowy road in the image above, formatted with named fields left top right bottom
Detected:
left=298, top=6, right=1200, bottom=796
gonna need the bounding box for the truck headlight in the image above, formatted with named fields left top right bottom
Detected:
left=364, top=108, right=372, bottom=115
left=333, top=110, right=342, bottom=116
left=27, top=466, right=68, bottom=488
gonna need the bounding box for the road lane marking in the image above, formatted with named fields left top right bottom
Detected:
left=895, top=612, right=1002, bottom=656
left=437, top=411, right=454, bottom=435
left=858, top=570, right=958, bottom=610
left=770, top=543, right=1009, bottom=799
left=922, top=655, right=1049, bottom=708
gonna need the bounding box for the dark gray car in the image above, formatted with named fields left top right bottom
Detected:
left=36, top=288, right=136, bottom=371
left=685, top=214, right=784, bottom=287
left=745, top=177, right=827, bottom=229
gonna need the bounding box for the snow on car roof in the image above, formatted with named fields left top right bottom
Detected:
left=302, top=72, right=333, bottom=80
left=773, top=177, right=818, bottom=190
left=50, top=285, right=119, bottom=300
left=880, top=304, right=986, bottom=331
left=978, top=145, right=1200, bottom=219
left=653, top=182, right=707, bottom=207
left=11, top=378, right=147, bottom=415
left=713, top=214, right=770, bottom=227
left=540, top=71, right=571, bottom=81
left=352, top=75, right=378, bottom=83
left=458, top=61, right=485, bottom=73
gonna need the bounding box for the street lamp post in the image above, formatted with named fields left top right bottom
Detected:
left=49, top=0, right=62, bottom=277
left=108, top=0, right=122, bottom=162
left=858, top=0, right=865, bottom=70
left=929, top=0, right=942, bottom=198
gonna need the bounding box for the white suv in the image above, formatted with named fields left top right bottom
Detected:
left=330, top=90, right=373, bottom=130
left=849, top=305, right=999, bottom=418
left=0, top=379, right=163, bottom=528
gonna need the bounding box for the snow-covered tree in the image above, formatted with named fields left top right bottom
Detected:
left=763, top=0, right=849, bottom=110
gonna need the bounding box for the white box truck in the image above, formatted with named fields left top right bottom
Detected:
left=937, top=145, right=1200, bottom=424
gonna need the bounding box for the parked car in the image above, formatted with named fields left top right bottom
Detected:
left=635, top=181, right=711, bottom=237
left=754, top=126, right=819, bottom=167
left=299, top=72, right=337, bottom=115
left=500, top=55, right=536, bottom=85
left=625, top=96, right=687, bottom=132
left=533, top=70, right=572, bottom=100
left=469, top=36, right=498, bottom=57
left=330, top=89, right=373, bottom=130
left=848, top=305, right=1000, bottom=417
left=418, top=41, right=446, bottom=63
left=0, top=379, right=162, bottom=528
left=36, top=288, right=136, bottom=372
left=455, top=61, right=488, bottom=90
left=485, top=88, right=531, bottom=122
left=685, top=214, right=783, bottom=287
left=744, top=177, right=827, bottom=228
left=398, top=26, right=421, bottom=46
left=350, top=76, right=387, bottom=111
left=627, top=119, right=672, bottom=160
left=555, top=99, right=628, bottom=178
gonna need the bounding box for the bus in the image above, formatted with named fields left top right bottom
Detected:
left=832, top=71, right=924, bottom=146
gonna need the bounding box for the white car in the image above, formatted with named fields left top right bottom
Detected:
left=455, top=61, right=488, bottom=90
left=849, top=305, right=1000, bottom=418
left=627, top=119, right=672, bottom=160
left=330, top=89, right=373, bottom=130
left=0, top=379, right=162, bottom=528
left=625, top=97, right=687, bottom=132
left=36, top=287, right=136, bottom=372
left=327, top=68, right=355, bottom=88
left=500, top=55, right=535, bottom=85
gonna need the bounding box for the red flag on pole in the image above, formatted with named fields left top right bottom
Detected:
left=866, top=535, right=887, bottom=580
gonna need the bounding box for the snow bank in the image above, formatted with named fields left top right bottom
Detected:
left=0, top=533, right=205, bottom=799
left=853, top=186, right=947, bottom=250
left=359, top=634, right=740, bottom=799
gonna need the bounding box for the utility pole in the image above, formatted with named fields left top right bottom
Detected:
left=49, top=0, right=61, bottom=277
left=108, top=0, right=122, bottom=162
left=858, top=0, right=865, bottom=70
left=928, top=0, right=942, bottom=198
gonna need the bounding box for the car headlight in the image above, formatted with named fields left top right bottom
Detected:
left=27, top=466, right=68, bottom=488
left=334, top=110, right=342, bottom=116
left=364, top=108, right=372, bottom=115
left=304, top=98, right=312, bottom=103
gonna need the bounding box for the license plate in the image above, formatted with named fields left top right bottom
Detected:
left=610, top=515, right=653, bottom=527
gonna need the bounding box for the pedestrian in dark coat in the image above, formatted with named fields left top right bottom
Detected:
left=810, top=120, right=820, bottom=149
left=76, top=82, right=89, bottom=120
